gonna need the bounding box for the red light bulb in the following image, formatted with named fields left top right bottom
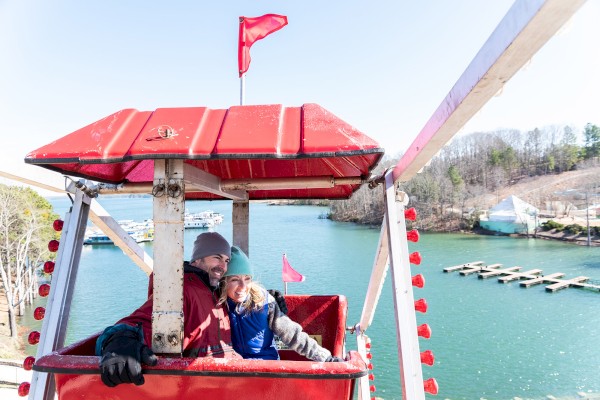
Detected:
left=368, top=373, right=375, bottom=381
left=412, top=274, right=425, bottom=288
left=365, top=342, right=371, bottom=349
left=420, top=350, right=434, bottom=366
left=424, top=378, right=439, bottom=395
left=409, top=252, right=422, bottom=265
left=38, top=284, right=50, bottom=297
left=27, top=331, right=40, bottom=345
left=43, top=261, right=55, bottom=274
left=366, top=353, right=373, bottom=359
left=23, top=356, right=35, bottom=371
left=48, top=240, right=59, bottom=252
left=18, top=382, right=30, bottom=397
left=368, top=364, right=374, bottom=370
left=33, top=307, right=45, bottom=320
left=369, top=385, right=376, bottom=392
left=53, top=219, right=64, bottom=231
left=406, top=229, right=420, bottom=243
left=404, top=207, right=417, bottom=221
left=417, top=323, right=431, bottom=339
left=414, top=298, right=428, bottom=313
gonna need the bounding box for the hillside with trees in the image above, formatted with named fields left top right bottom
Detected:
left=330, top=123, right=600, bottom=231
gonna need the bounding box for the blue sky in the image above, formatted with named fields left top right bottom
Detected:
left=0, top=1, right=598, bottom=192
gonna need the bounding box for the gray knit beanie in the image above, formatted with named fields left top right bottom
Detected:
left=190, top=232, right=231, bottom=263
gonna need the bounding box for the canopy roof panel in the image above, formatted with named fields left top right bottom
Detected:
left=489, top=195, right=539, bottom=218
left=25, top=104, right=384, bottom=199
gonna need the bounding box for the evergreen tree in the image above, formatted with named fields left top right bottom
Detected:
left=583, top=123, right=600, bottom=160
left=558, top=125, right=580, bottom=171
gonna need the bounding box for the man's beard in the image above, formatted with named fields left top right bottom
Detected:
left=209, top=267, right=225, bottom=287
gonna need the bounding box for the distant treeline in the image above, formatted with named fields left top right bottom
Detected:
left=329, top=123, right=600, bottom=229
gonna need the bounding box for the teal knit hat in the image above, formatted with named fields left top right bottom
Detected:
left=224, top=246, right=254, bottom=277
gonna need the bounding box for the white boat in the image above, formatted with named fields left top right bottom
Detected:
left=82, top=232, right=114, bottom=245
left=204, top=210, right=224, bottom=224
left=83, top=220, right=155, bottom=245
left=184, top=212, right=218, bottom=229
left=130, top=228, right=154, bottom=243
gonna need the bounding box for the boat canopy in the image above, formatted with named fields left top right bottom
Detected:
left=25, top=103, right=384, bottom=200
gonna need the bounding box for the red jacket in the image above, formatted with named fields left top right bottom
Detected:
left=117, top=268, right=239, bottom=358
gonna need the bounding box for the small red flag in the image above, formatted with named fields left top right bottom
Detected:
left=282, top=253, right=305, bottom=283
left=238, top=14, right=288, bottom=77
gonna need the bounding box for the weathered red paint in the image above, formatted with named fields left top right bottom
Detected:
left=34, top=295, right=367, bottom=400
left=25, top=104, right=383, bottom=200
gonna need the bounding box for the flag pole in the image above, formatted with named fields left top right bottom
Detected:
left=239, top=16, right=245, bottom=106
left=283, top=252, right=287, bottom=294
left=240, top=73, right=246, bottom=105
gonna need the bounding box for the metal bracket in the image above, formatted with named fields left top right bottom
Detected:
left=65, top=177, right=99, bottom=198
left=166, top=178, right=183, bottom=198
left=347, top=322, right=364, bottom=335
left=395, top=188, right=409, bottom=206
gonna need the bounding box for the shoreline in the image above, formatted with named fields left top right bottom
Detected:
left=470, top=227, right=600, bottom=247
left=531, top=231, right=600, bottom=247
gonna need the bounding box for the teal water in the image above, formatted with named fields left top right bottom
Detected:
left=21, top=196, right=600, bottom=400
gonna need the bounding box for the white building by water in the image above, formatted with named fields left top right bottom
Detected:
left=479, top=195, right=540, bottom=234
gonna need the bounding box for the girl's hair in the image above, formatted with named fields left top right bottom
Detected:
left=218, top=275, right=266, bottom=313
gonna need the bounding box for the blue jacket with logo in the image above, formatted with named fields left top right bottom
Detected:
left=226, top=290, right=332, bottom=361
left=227, top=291, right=279, bottom=360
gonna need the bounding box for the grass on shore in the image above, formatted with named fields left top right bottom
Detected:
left=0, top=328, right=27, bottom=360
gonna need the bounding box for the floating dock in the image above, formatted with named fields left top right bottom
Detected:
left=444, top=262, right=600, bottom=292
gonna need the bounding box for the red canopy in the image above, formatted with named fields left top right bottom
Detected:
left=25, top=104, right=383, bottom=199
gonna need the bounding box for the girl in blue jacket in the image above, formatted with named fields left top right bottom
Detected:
left=218, top=246, right=342, bottom=362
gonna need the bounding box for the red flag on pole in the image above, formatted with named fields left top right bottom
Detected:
left=238, top=14, right=288, bottom=77
left=282, top=253, right=305, bottom=283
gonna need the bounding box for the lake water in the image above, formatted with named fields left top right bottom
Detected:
left=21, top=196, right=600, bottom=400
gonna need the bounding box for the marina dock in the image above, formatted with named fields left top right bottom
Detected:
left=444, top=262, right=600, bottom=292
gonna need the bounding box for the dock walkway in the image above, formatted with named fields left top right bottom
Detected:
left=443, top=262, right=600, bottom=292
left=498, top=269, right=543, bottom=283
left=443, top=261, right=483, bottom=273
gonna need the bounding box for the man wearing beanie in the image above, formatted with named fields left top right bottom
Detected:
left=95, top=232, right=238, bottom=387
left=95, top=232, right=288, bottom=388
left=189, top=232, right=233, bottom=287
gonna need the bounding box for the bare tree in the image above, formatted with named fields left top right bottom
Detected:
left=0, top=185, right=57, bottom=339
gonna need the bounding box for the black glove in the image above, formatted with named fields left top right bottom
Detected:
left=325, top=356, right=345, bottom=362
left=99, top=329, right=158, bottom=387
left=268, top=289, right=288, bottom=315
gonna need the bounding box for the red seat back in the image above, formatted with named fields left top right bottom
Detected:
left=279, top=295, right=347, bottom=360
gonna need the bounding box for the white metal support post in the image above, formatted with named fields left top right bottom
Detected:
left=384, top=172, right=425, bottom=400
left=359, top=222, right=390, bottom=331
left=355, top=331, right=371, bottom=400
left=356, top=221, right=390, bottom=400
left=151, top=159, right=185, bottom=354
left=29, top=187, right=91, bottom=400
left=232, top=200, right=250, bottom=256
